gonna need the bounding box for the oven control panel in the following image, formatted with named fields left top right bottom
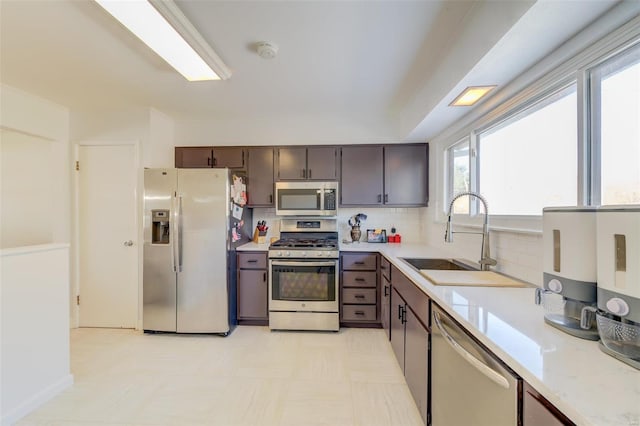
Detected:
left=269, top=250, right=339, bottom=259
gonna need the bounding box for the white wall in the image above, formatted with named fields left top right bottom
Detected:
left=174, top=112, right=401, bottom=146
left=0, top=130, right=54, bottom=248
left=1, top=245, right=73, bottom=425
left=0, top=84, right=72, bottom=424
left=0, top=84, right=70, bottom=245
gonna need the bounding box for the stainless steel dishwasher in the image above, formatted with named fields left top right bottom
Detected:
left=431, top=305, right=521, bottom=426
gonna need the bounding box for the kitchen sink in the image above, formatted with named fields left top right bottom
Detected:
left=400, top=258, right=478, bottom=272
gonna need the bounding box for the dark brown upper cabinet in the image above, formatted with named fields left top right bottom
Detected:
left=276, top=146, right=337, bottom=180
left=384, top=144, right=428, bottom=206
left=247, top=147, right=275, bottom=207
left=212, top=147, right=245, bottom=168
left=175, top=146, right=213, bottom=168
left=340, top=146, right=385, bottom=205
left=175, top=146, right=245, bottom=169
left=339, top=144, right=428, bottom=207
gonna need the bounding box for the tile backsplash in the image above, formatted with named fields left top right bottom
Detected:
left=249, top=206, right=543, bottom=286
left=423, top=215, right=543, bottom=286
left=250, top=207, right=427, bottom=244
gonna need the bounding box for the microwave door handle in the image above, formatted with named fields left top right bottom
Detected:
left=433, top=311, right=510, bottom=389
left=271, top=261, right=336, bottom=267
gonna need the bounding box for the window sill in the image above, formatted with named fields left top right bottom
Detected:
left=434, top=214, right=542, bottom=236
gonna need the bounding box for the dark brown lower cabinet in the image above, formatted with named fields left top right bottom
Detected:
left=237, top=252, right=268, bottom=325
left=390, top=285, right=429, bottom=425
left=523, top=382, right=575, bottom=426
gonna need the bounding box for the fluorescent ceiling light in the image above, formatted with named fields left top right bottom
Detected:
left=95, top=0, right=231, bottom=81
left=450, top=86, right=496, bottom=106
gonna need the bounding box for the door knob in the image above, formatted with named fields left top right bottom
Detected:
left=124, top=240, right=134, bottom=247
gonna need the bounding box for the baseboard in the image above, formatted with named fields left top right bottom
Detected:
left=2, top=374, right=74, bottom=426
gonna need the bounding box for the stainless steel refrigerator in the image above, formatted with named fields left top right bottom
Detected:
left=143, top=168, right=252, bottom=334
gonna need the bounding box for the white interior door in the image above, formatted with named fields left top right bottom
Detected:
left=78, top=144, right=138, bottom=328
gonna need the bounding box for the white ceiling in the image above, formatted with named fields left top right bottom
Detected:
left=0, top=0, right=623, bottom=144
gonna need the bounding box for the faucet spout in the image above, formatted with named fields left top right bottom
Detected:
left=445, top=191, right=497, bottom=271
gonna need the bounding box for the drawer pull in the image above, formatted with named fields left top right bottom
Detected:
left=247, top=259, right=258, bottom=263
left=355, top=311, right=365, bottom=316
left=354, top=294, right=366, bottom=299
left=354, top=261, right=365, bottom=265
left=355, top=277, right=366, bottom=282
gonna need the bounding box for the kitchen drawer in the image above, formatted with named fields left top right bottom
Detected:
left=238, top=252, right=267, bottom=269
left=380, top=256, right=391, bottom=281
left=342, top=271, right=377, bottom=287
left=341, top=252, right=377, bottom=270
left=342, top=305, right=377, bottom=321
left=342, top=288, right=376, bottom=304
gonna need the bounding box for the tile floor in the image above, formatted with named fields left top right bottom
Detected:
left=17, top=326, right=423, bottom=426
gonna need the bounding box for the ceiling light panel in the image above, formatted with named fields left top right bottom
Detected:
left=95, top=0, right=224, bottom=81
left=450, top=86, right=496, bottom=106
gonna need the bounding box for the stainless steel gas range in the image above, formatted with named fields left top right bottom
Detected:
left=268, top=218, right=339, bottom=331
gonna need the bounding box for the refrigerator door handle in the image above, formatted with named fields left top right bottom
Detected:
left=177, top=194, right=184, bottom=272
left=172, top=193, right=179, bottom=273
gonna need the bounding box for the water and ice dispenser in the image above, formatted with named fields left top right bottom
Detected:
left=151, top=209, right=170, bottom=244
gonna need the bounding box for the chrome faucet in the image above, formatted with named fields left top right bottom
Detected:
left=445, top=191, right=497, bottom=271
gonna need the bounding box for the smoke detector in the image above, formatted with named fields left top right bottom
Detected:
left=255, top=41, right=278, bottom=59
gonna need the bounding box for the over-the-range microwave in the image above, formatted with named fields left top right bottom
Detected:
left=275, top=181, right=338, bottom=216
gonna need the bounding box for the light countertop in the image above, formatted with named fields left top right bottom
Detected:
left=237, top=241, right=640, bottom=426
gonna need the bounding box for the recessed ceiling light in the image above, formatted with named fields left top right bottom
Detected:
left=449, top=86, right=496, bottom=107
left=95, top=0, right=231, bottom=81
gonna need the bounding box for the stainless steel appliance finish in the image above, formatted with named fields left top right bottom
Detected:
left=143, top=168, right=251, bottom=334
left=268, top=218, right=340, bottom=331
left=275, top=181, right=338, bottom=216
left=431, top=305, right=520, bottom=426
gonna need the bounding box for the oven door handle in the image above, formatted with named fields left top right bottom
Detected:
left=271, top=261, right=337, bottom=267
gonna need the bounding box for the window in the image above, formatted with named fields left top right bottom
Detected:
left=477, top=85, right=578, bottom=215
left=591, top=44, right=640, bottom=205
left=447, top=138, right=470, bottom=214
left=443, top=33, right=640, bottom=224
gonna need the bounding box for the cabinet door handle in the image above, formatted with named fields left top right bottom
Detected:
left=263, top=272, right=267, bottom=282
left=384, top=194, right=389, bottom=203
left=308, top=169, right=312, bottom=179
left=242, top=151, right=245, bottom=167
left=213, top=157, right=217, bottom=166
left=207, top=157, right=212, bottom=166
left=384, top=285, right=389, bottom=297
left=377, top=194, right=382, bottom=203
left=269, top=194, right=273, bottom=204
left=302, top=169, right=306, bottom=178
left=398, top=305, right=403, bottom=320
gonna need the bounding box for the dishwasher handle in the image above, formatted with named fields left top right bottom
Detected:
left=433, top=310, right=510, bottom=389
